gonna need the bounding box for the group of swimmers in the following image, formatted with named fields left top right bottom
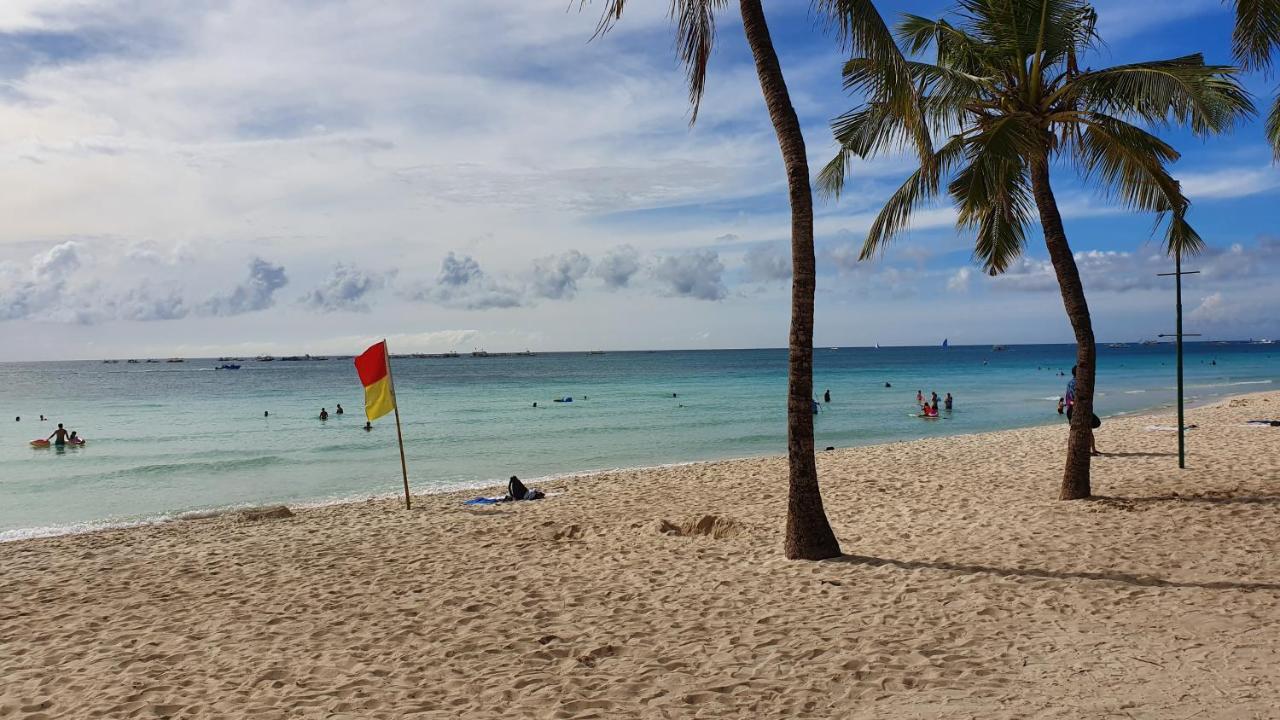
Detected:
left=315, top=404, right=373, bottom=430
left=46, top=423, right=83, bottom=446
left=916, top=390, right=953, bottom=418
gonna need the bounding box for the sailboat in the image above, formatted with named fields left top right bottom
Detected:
left=875, top=343, right=881, bottom=349
left=942, top=338, right=949, bottom=350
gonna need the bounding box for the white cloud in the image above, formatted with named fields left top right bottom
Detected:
left=301, top=264, right=388, bottom=313
left=529, top=250, right=590, bottom=300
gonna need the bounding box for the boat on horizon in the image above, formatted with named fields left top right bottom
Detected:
left=942, top=338, right=949, bottom=349
left=992, top=345, right=1007, bottom=352
left=166, top=358, right=184, bottom=363
left=217, top=363, right=241, bottom=370
left=587, top=350, right=606, bottom=355
left=255, top=356, right=275, bottom=362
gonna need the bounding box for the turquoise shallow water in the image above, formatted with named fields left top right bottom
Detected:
left=1, top=343, right=1276, bottom=540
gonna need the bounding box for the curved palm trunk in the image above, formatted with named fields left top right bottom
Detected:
left=739, top=0, right=841, bottom=559
left=1030, top=158, right=1095, bottom=500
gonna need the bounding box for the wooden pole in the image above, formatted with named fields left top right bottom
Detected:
left=383, top=341, right=411, bottom=509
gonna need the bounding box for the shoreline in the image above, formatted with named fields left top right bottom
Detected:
left=3, top=387, right=1273, bottom=547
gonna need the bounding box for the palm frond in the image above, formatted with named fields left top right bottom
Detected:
left=1057, top=54, right=1256, bottom=135
left=946, top=117, right=1037, bottom=274
left=817, top=0, right=933, bottom=163
left=1231, top=0, right=1280, bottom=72
left=853, top=135, right=968, bottom=258
left=1166, top=212, right=1206, bottom=257
left=1268, top=92, right=1280, bottom=160
left=586, top=0, right=728, bottom=123
left=1069, top=113, right=1184, bottom=216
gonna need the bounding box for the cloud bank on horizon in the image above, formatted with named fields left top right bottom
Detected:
left=1, top=0, right=1278, bottom=359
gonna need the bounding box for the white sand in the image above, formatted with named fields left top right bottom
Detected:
left=3, top=392, right=1279, bottom=719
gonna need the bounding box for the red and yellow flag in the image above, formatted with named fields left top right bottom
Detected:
left=354, top=341, right=397, bottom=421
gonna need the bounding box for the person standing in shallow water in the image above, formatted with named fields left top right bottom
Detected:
left=823, top=389, right=831, bottom=403
left=47, top=423, right=70, bottom=446
left=944, top=393, right=953, bottom=411
left=319, top=408, right=329, bottom=421
left=336, top=404, right=344, bottom=415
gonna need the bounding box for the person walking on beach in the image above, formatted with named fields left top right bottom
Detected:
left=823, top=389, right=831, bottom=403
left=1065, top=367, right=1100, bottom=455
left=47, top=423, right=70, bottom=446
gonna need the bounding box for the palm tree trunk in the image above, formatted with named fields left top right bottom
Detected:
left=1029, top=157, right=1095, bottom=500
left=738, top=0, right=841, bottom=559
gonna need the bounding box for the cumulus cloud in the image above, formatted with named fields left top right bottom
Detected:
left=652, top=250, right=726, bottom=300
left=201, top=258, right=289, bottom=316
left=301, top=264, right=388, bottom=313
left=742, top=244, right=790, bottom=282
left=414, top=252, right=522, bottom=310
left=0, top=241, right=83, bottom=320
left=112, top=286, right=189, bottom=321
left=529, top=249, right=590, bottom=300
left=595, top=245, right=641, bottom=289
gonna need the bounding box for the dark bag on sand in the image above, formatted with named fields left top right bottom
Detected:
left=506, top=475, right=544, bottom=501
left=507, top=475, right=529, bottom=500
left=1091, top=414, right=1102, bottom=429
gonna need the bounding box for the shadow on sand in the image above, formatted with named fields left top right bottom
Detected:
left=1094, top=493, right=1280, bottom=507
left=829, top=555, right=1280, bottom=592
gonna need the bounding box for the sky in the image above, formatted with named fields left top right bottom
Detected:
left=1, top=0, right=1278, bottom=361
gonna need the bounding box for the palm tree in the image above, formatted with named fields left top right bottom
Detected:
left=1227, top=0, right=1280, bottom=155
left=589, top=0, right=926, bottom=558
left=819, top=0, right=1253, bottom=499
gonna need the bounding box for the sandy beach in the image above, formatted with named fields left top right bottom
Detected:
left=3, top=392, right=1279, bottom=719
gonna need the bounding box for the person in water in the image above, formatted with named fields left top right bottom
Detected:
left=47, top=423, right=70, bottom=446
left=67, top=431, right=80, bottom=445
left=264, top=411, right=269, bottom=417
left=319, top=408, right=329, bottom=421
left=944, top=393, right=953, bottom=411
left=823, top=389, right=831, bottom=403
left=336, top=404, right=344, bottom=415
left=364, top=421, right=372, bottom=431
left=916, top=390, right=924, bottom=405
left=930, top=392, right=939, bottom=412
left=884, top=382, right=892, bottom=388
left=812, top=399, right=821, bottom=415
left=921, top=403, right=937, bottom=418
left=1056, top=397, right=1065, bottom=415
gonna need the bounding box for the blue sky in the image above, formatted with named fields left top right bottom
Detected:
left=0, top=0, right=1277, bottom=360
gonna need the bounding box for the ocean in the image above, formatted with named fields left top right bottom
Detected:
left=2, top=342, right=1276, bottom=541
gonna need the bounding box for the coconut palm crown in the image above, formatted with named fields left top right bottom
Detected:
left=1228, top=0, right=1280, bottom=155
left=819, top=0, right=1254, bottom=499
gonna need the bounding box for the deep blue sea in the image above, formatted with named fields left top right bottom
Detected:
left=2, top=343, right=1276, bottom=540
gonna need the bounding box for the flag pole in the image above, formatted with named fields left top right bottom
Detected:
left=383, top=341, right=412, bottom=509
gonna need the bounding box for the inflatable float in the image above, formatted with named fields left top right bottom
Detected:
left=30, top=439, right=50, bottom=448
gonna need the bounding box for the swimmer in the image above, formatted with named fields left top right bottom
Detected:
left=1056, top=397, right=1065, bottom=415
left=14, top=416, right=18, bottom=422
left=364, top=421, right=372, bottom=431
left=812, top=399, right=820, bottom=415
left=916, top=390, right=924, bottom=405
left=532, top=402, right=538, bottom=407
left=944, top=393, right=953, bottom=411
left=884, top=382, right=891, bottom=388
left=47, top=423, right=69, bottom=446
left=67, top=431, right=79, bottom=445
left=336, top=404, right=344, bottom=415
left=264, top=411, right=269, bottom=417
left=823, top=389, right=831, bottom=403
left=319, top=408, right=329, bottom=421
left=672, top=393, right=678, bottom=398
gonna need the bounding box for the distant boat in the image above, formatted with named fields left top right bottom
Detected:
left=942, top=338, right=949, bottom=349
left=1141, top=339, right=1159, bottom=346
left=443, top=351, right=460, bottom=358
left=1107, top=343, right=1129, bottom=349
left=256, top=356, right=275, bottom=362
left=874, top=343, right=880, bottom=349
left=1257, top=338, right=1275, bottom=345
left=102, top=359, right=119, bottom=364
left=217, top=364, right=241, bottom=370
left=992, top=345, right=1008, bottom=352
left=127, top=359, right=140, bottom=364
left=145, top=359, right=159, bottom=363
left=587, top=350, right=606, bottom=355
left=516, top=350, right=536, bottom=356
left=472, top=350, right=490, bottom=357
left=166, top=358, right=184, bottom=363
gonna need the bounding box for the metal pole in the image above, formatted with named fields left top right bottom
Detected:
left=383, top=342, right=412, bottom=509
left=1174, top=251, right=1185, bottom=469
